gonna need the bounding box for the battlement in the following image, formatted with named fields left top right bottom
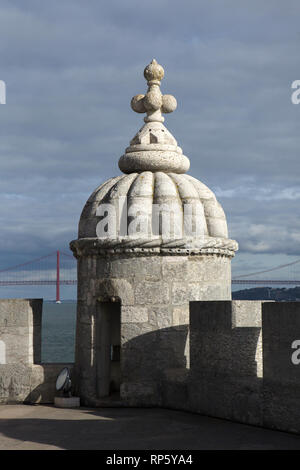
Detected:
left=0, top=299, right=73, bottom=404
left=160, top=300, right=300, bottom=434
left=1, top=299, right=300, bottom=434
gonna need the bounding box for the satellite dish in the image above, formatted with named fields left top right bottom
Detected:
left=56, top=367, right=72, bottom=395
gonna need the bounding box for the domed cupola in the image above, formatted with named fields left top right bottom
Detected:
left=76, top=59, right=238, bottom=257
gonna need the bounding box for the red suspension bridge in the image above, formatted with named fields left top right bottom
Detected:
left=0, top=251, right=76, bottom=302
left=0, top=251, right=299, bottom=302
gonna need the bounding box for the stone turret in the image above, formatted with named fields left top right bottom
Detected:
left=70, top=59, right=238, bottom=406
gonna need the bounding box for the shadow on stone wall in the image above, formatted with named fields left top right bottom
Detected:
left=123, top=324, right=189, bottom=378
left=120, top=324, right=189, bottom=407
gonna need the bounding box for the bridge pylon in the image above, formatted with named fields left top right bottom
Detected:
left=56, top=250, right=61, bottom=303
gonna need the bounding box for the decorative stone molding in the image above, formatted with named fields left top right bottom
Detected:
left=70, top=236, right=238, bottom=258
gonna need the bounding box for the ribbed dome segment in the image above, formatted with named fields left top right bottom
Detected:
left=78, top=172, right=237, bottom=253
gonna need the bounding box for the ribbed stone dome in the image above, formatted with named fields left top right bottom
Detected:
left=75, top=59, right=238, bottom=257
left=78, top=170, right=237, bottom=255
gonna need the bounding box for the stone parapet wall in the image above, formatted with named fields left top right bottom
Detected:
left=0, top=299, right=42, bottom=365
left=2, top=296, right=299, bottom=435
left=159, top=300, right=300, bottom=434
left=190, top=300, right=263, bottom=379
left=262, top=302, right=300, bottom=433
left=0, top=298, right=74, bottom=404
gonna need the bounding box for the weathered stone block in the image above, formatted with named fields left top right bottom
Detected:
left=172, top=305, right=189, bottom=326
left=172, top=282, right=199, bottom=305
left=186, top=255, right=230, bottom=282
left=75, top=301, right=94, bottom=325
left=186, top=377, right=262, bottom=426
left=96, top=258, right=110, bottom=277
left=263, top=382, right=300, bottom=434
left=162, top=257, right=188, bottom=280
left=0, top=299, right=42, bottom=327
left=262, top=302, right=300, bottom=433
left=262, top=302, right=300, bottom=383
left=148, top=305, right=173, bottom=329
left=121, top=322, right=154, bottom=344
left=0, top=299, right=42, bottom=365
left=0, top=328, right=31, bottom=364
left=120, top=381, right=161, bottom=407
left=122, top=306, right=148, bottom=323
left=87, top=255, right=97, bottom=277
left=110, top=256, right=162, bottom=281
left=0, top=364, right=31, bottom=403
left=96, top=279, right=134, bottom=305
left=76, top=321, right=96, bottom=350
left=198, top=284, right=222, bottom=300
left=233, top=300, right=262, bottom=327
left=190, top=301, right=262, bottom=378
left=134, top=281, right=170, bottom=305
left=161, top=374, right=188, bottom=410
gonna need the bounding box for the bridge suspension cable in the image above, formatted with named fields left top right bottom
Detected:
left=0, top=250, right=77, bottom=302
left=233, top=258, right=300, bottom=279
left=0, top=251, right=57, bottom=273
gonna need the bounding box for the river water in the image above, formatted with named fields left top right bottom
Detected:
left=42, top=301, right=77, bottom=363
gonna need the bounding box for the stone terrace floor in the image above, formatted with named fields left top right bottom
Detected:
left=0, top=405, right=300, bottom=450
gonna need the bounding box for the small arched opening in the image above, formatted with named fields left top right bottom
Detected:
left=96, top=298, right=121, bottom=398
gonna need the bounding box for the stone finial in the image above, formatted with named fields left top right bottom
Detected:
left=118, top=59, right=190, bottom=174
left=131, top=59, right=177, bottom=123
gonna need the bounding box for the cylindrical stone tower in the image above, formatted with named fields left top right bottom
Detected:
left=70, top=59, right=238, bottom=406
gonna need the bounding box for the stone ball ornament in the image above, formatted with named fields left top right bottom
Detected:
left=162, top=94, right=177, bottom=114
left=130, top=94, right=145, bottom=114
left=143, top=58, right=164, bottom=82
left=131, top=59, right=177, bottom=120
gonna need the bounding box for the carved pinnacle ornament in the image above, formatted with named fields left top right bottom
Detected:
left=131, top=59, right=177, bottom=123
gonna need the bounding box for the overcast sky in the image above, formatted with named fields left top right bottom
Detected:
left=0, top=0, right=299, bottom=299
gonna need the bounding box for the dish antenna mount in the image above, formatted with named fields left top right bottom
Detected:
left=55, top=367, right=72, bottom=396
